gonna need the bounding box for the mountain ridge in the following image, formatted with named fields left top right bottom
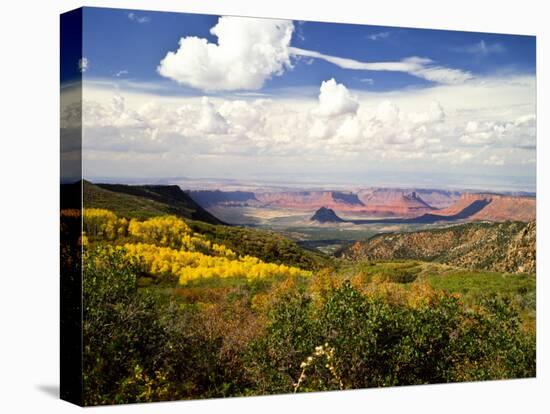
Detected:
left=82, top=181, right=225, bottom=224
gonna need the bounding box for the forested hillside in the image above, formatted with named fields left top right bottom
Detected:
left=341, top=221, right=536, bottom=274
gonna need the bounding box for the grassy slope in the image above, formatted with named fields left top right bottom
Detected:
left=83, top=181, right=173, bottom=219
left=83, top=181, right=224, bottom=224
left=336, top=259, right=535, bottom=327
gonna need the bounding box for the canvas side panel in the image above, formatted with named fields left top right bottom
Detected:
left=60, top=7, right=83, bottom=407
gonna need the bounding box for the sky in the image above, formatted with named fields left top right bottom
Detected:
left=62, top=7, right=537, bottom=191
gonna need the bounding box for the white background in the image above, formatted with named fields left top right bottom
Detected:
left=0, top=0, right=548, bottom=412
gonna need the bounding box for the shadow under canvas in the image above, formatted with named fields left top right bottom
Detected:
left=36, top=384, right=60, bottom=399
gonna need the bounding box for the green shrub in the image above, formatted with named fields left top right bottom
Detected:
left=246, top=291, right=320, bottom=394
left=83, top=246, right=257, bottom=403
left=83, top=246, right=171, bottom=405
left=248, top=283, right=535, bottom=393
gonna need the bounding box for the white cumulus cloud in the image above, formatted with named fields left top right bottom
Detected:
left=373, top=100, right=401, bottom=125
left=335, top=115, right=362, bottom=143
left=158, top=16, right=294, bottom=91
left=316, top=79, right=359, bottom=117
left=409, top=101, right=445, bottom=124
left=79, top=73, right=535, bottom=182
left=157, top=16, right=473, bottom=92
left=459, top=114, right=535, bottom=148
left=197, top=98, right=229, bottom=134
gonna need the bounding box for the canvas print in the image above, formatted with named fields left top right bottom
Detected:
left=60, top=6, right=536, bottom=406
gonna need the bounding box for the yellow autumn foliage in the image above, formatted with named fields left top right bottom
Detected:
left=83, top=208, right=311, bottom=285
left=127, top=215, right=236, bottom=258
left=122, top=242, right=311, bottom=285
left=83, top=208, right=128, bottom=240
left=128, top=216, right=191, bottom=248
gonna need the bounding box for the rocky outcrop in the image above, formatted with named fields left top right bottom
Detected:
left=310, top=207, right=345, bottom=223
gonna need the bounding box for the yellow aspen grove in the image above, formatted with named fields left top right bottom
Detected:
left=128, top=216, right=192, bottom=248
left=83, top=208, right=129, bottom=240
left=122, top=243, right=311, bottom=285
left=83, top=209, right=311, bottom=284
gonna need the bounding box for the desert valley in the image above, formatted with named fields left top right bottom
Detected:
left=183, top=183, right=535, bottom=253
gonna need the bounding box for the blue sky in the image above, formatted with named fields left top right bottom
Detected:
left=66, top=7, right=537, bottom=191
left=79, top=7, right=535, bottom=93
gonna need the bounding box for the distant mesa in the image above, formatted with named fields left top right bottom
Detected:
left=434, top=192, right=536, bottom=222
left=175, top=187, right=534, bottom=224
left=356, top=189, right=436, bottom=216
left=255, top=190, right=364, bottom=210
left=189, top=188, right=446, bottom=217
left=310, top=207, right=345, bottom=223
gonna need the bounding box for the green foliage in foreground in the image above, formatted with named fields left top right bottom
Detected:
left=83, top=248, right=172, bottom=404
left=83, top=247, right=535, bottom=405
left=249, top=284, right=535, bottom=393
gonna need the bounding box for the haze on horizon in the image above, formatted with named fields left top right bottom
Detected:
left=60, top=8, right=536, bottom=193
